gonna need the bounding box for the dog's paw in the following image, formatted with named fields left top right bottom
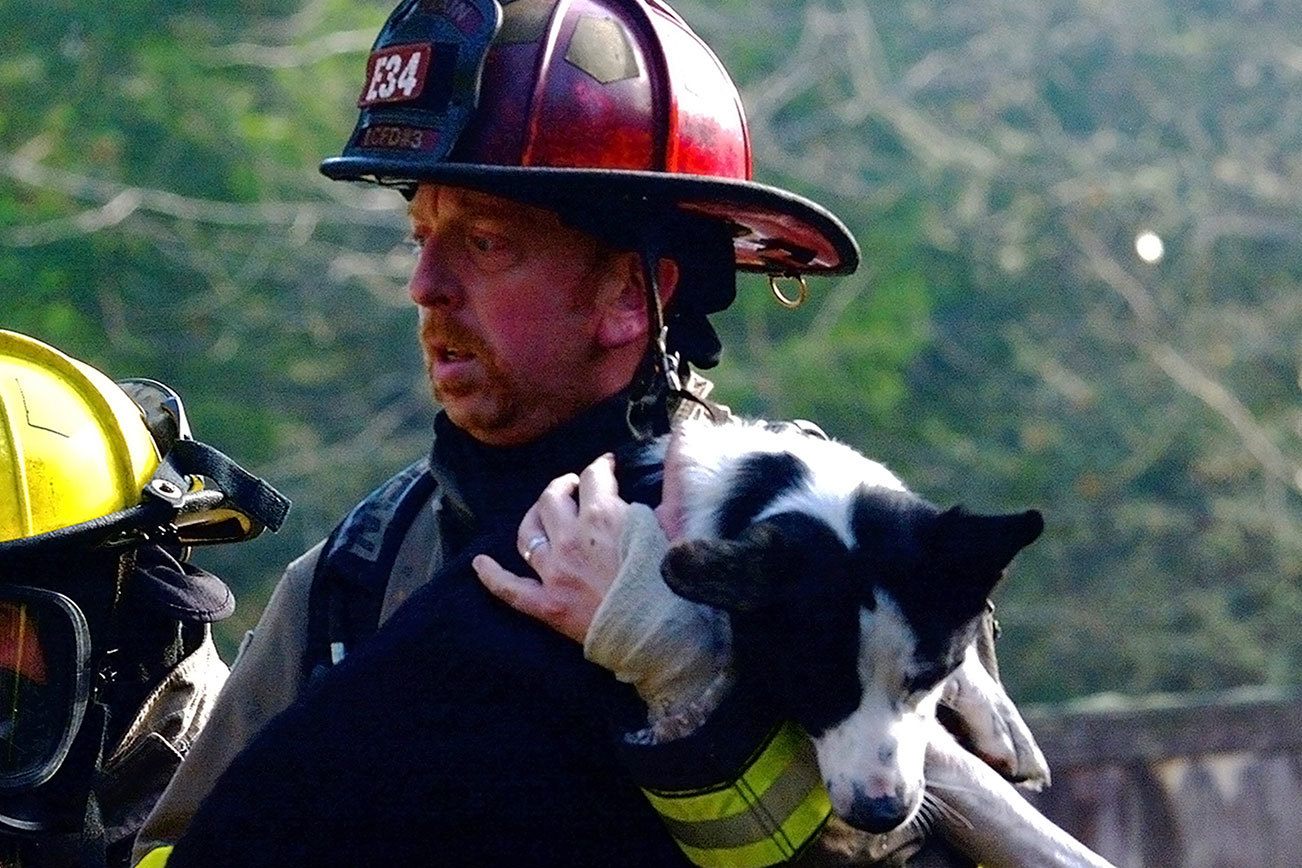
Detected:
left=979, top=702, right=1051, bottom=790
left=941, top=649, right=1051, bottom=788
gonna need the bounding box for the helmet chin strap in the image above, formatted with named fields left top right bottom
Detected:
left=626, top=235, right=680, bottom=440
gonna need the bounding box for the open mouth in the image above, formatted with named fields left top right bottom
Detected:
left=437, top=347, right=474, bottom=363
left=429, top=344, right=481, bottom=391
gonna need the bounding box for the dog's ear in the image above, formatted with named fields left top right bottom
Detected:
left=661, top=521, right=793, bottom=613
left=928, top=506, right=1044, bottom=597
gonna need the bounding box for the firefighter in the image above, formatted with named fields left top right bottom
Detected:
left=0, top=329, right=288, bottom=867
left=133, top=1, right=1097, bottom=866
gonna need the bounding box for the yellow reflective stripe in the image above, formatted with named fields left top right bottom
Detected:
left=674, top=778, right=831, bottom=867
left=135, top=846, right=173, bottom=868
left=644, top=723, right=808, bottom=819
left=643, top=722, right=833, bottom=867
left=654, top=737, right=825, bottom=848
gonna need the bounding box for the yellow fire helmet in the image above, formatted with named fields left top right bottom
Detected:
left=0, top=330, right=160, bottom=543
left=0, top=330, right=289, bottom=558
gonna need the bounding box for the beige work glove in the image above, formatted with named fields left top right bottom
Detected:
left=583, top=503, right=731, bottom=722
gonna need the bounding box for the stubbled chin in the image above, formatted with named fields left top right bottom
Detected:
left=437, top=392, right=534, bottom=445
left=431, top=372, right=481, bottom=406
left=434, top=385, right=494, bottom=428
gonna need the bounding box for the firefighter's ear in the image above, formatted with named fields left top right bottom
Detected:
left=595, top=255, right=678, bottom=350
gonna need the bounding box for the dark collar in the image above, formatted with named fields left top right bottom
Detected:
left=429, top=393, right=639, bottom=536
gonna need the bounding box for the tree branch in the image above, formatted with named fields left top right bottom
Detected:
left=202, top=28, right=375, bottom=69
left=0, top=152, right=404, bottom=238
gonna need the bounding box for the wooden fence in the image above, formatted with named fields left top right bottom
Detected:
left=1020, top=687, right=1302, bottom=867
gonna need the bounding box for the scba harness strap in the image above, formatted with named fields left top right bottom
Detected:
left=303, top=458, right=436, bottom=682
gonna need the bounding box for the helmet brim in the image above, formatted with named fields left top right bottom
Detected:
left=319, top=159, right=860, bottom=276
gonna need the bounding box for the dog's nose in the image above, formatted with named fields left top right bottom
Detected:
left=842, top=788, right=913, bottom=834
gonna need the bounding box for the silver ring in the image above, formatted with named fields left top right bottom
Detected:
left=523, top=534, right=549, bottom=565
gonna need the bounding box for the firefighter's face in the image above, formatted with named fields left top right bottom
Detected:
left=406, top=185, right=646, bottom=445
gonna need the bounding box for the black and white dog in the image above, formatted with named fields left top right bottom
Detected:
left=655, top=417, right=1051, bottom=835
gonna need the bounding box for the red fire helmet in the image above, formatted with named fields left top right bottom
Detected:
left=321, top=0, right=859, bottom=277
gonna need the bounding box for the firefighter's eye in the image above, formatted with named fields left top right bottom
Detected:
left=464, top=229, right=520, bottom=271
left=467, top=232, right=499, bottom=253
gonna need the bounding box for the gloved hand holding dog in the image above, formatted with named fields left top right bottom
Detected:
left=473, top=440, right=730, bottom=724
left=472, top=428, right=688, bottom=638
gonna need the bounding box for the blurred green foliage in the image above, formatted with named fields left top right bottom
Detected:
left=2, top=0, right=1299, bottom=702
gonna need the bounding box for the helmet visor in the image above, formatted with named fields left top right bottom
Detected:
left=0, top=587, right=90, bottom=791
left=116, top=378, right=288, bottom=548
left=117, top=378, right=192, bottom=456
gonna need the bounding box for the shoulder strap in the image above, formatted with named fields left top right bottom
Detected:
left=303, top=458, right=437, bottom=683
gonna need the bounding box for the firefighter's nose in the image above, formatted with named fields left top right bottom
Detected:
left=408, top=241, right=462, bottom=308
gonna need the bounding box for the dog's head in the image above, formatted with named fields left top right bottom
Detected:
left=660, top=429, right=1042, bottom=833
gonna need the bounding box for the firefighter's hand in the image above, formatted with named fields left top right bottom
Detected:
left=474, top=453, right=629, bottom=644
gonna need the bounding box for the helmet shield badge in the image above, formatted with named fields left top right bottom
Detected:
left=338, top=0, right=503, bottom=183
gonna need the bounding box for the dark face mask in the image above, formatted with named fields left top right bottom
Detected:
left=0, top=550, right=126, bottom=838
left=0, top=586, right=93, bottom=794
